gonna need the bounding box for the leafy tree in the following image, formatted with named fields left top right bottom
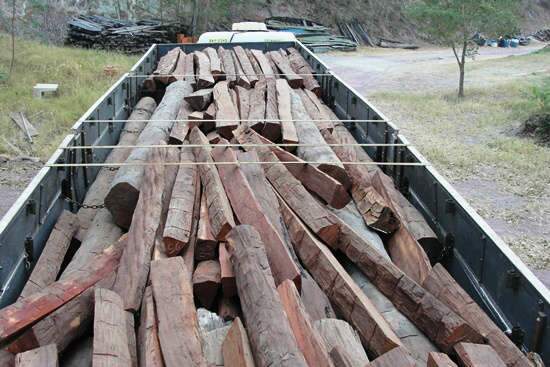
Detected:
left=407, top=0, right=519, bottom=98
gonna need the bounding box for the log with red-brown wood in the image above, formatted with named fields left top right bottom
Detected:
left=0, top=46, right=533, bottom=367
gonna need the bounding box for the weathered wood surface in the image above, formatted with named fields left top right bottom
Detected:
left=150, top=257, right=207, bottom=367
left=301, top=272, right=336, bottom=322
left=234, top=86, right=250, bottom=121
left=250, top=49, right=274, bottom=76
left=218, top=47, right=236, bottom=86
left=212, top=145, right=301, bottom=288
left=1, top=349, right=15, bottom=367
left=183, top=52, right=196, bottom=89
left=204, top=47, right=223, bottom=80
left=247, top=79, right=267, bottom=132
left=291, top=89, right=350, bottom=188
left=428, top=352, right=458, bottom=367
left=0, top=238, right=125, bottom=346
left=368, top=346, right=416, bottom=367
left=268, top=51, right=303, bottom=88
left=153, top=48, right=179, bottom=84
left=213, top=81, right=240, bottom=139
left=113, top=146, right=165, bottom=312
left=233, top=46, right=258, bottom=87
left=314, top=319, right=369, bottom=367
left=202, top=325, right=231, bottom=366
left=163, top=147, right=198, bottom=256
left=193, top=260, right=221, bottom=309
left=19, top=211, right=78, bottom=299
left=231, top=50, right=251, bottom=89
left=323, top=122, right=399, bottom=235
left=14, top=344, right=57, bottom=367
left=287, top=47, right=321, bottom=95
left=92, top=288, right=133, bottom=366
left=277, top=280, right=334, bottom=367
left=77, top=97, right=156, bottom=237
left=262, top=77, right=280, bottom=141
left=222, top=317, right=255, bottom=367
left=219, top=242, right=236, bottom=297
left=246, top=49, right=265, bottom=82
left=454, top=343, right=506, bottom=367
left=195, top=191, right=218, bottom=261
left=137, top=287, right=164, bottom=367
left=190, top=127, right=236, bottom=240
left=172, top=49, right=187, bottom=82
left=296, top=88, right=334, bottom=133
left=194, top=51, right=215, bottom=89
left=226, top=225, right=307, bottom=367
left=218, top=297, right=239, bottom=321
left=185, top=88, right=213, bottom=111
left=105, top=81, right=189, bottom=229
left=275, top=79, right=299, bottom=150
left=169, top=96, right=194, bottom=145
left=422, top=264, right=531, bottom=367
left=279, top=198, right=402, bottom=356
left=207, top=130, right=221, bottom=144
left=329, top=346, right=355, bottom=367
left=126, top=311, right=137, bottom=367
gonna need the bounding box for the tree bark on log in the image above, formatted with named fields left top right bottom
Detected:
left=222, top=317, right=255, bottom=367
left=267, top=51, right=303, bottom=88
left=150, top=257, right=207, bottom=367
left=213, top=81, right=240, bottom=139
left=226, top=225, right=308, bottom=367
left=14, top=344, right=57, bottom=367
left=212, top=145, right=301, bottom=289
left=218, top=47, right=236, bottom=87
left=113, top=146, right=165, bottom=312
left=137, top=286, right=164, bottom=367
left=105, top=81, right=190, bottom=229
left=428, top=352, right=457, bottom=367
left=276, top=280, right=334, bottom=367
left=153, top=48, right=180, bottom=84
left=454, top=342, right=506, bottom=367
left=77, top=97, right=156, bottom=237
left=193, top=260, right=221, bottom=310
left=314, top=318, right=369, bottom=367
left=194, top=51, right=215, bottom=89
left=92, top=288, right=133, bottom=366
left=286, top=47, right=321, bottom=96
left=233, top=46, right=258, bottom=87
left=275, top=79, right=299, bottom=150
left=18, top=211, right=78, bottom=299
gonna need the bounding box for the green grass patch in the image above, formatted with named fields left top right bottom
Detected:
left=0, top=34, right=138, bottom=159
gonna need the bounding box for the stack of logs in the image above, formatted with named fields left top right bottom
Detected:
left=0, top=46, right=533, bottom=367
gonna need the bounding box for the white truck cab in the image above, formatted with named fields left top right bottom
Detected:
left=197, top=22, right=296, bottom=44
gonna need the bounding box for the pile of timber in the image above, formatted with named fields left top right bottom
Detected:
left=0, top=46, right=533, bottom=367
left=337, top=20, right=375, bottom=47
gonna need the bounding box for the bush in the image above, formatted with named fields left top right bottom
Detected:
left=523, top=79, right=550, bottom=143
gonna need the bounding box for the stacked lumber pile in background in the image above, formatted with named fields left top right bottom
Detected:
left=0, top=46, right=533, bottom=367
left=337, top=20, right=375, bottom=47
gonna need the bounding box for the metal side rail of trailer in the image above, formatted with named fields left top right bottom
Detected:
left=0, top=41, right=548, bottom=362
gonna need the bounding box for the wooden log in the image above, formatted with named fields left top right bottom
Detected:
left=77, top=97, right=156, bottom=237
left=218, top=297, right=239, bottom=321
left=226, top=225, right=308, bottom=367
left=275, top=79, right=299, bottom=151
left=247, top=79, right=266, bottom=132
left=213, top=81, right=240, bottom=139
left=202, top=325, right=231, bottom=366
left=246, top=49, right=265, bottom=82
left=204, top=47, right=224, bottom=80
left=278, top=198, right=402, bottom=356
left=195, top=191, right=218, bottom=261
left=207, top=130, right=221, bottom=144
left=204, top=102, right=217, bottom=120
left=291, top=89, right=350, bottom=188
left=193, top=260, right=221, bottom=309
left=322, top=123, right=399, bottom=235
left=301, top=272, right=336, bottom=322
left=59, top=336, right=92, bottom=367
left=183, top=52, right=197, bottom=90
left=454, top=343, right=506, bottom=367
left=218, top=47, right=236, bottom=86
left=222, top=317, right=255, bottom=367
left=219, top=242, right=236, bottom=297
left=286, top=47, right=321, bottom=96
left=277, top=280, right=334, bottom=367
left=137, top=286, right=163, bottom=367
left=314, top=319, right=369, bottom=367
left=428, top=352, right=458, bottom=367
left=234, top=86, right=250, bottom=121
left=194, top=51, right=215, bottom=89
left=329, top=346, right=355, bottom=367
left=150, top=257, right=207, bottom=367
left=368, top=346, right=416, bottom=367
left=422, top=264, right=531, bottom=367
left=163, top=147, right=199, bottom=256
left=0, top=237, right=125, bottom=346
left=302, top=88, right=335, bottom=132
left=126, top=311, right=137, bottom=367
left=190, top=127, right=236, bottom=240
left=212, top=145, right=301, bottom=288
left=233, top=46, right=258, bottom=87
left=92, top=288, right=132, bottom=366
left=14, top=344, right=57, bottom=367
left=185, top=88, right=213, bottom=111
left=105, top=81, right=190, bottom=229
left=0, top=349, right=15, bottom=367
left=18, top=211, right=78, bottom=299
left=250, top=49, right=274, bottom=76
left=173, top=49, right=187, bottom=82
left=153, top=48, right=180, bottom=84
left=268, top=51, right=303, bottom=88
left=169, top=97, right=194, bottom=145
left=262, top=77, right=280, bottom=141
left=113, top=146, right=165, bottom=312
left=231, top=50, right=251, bottom=89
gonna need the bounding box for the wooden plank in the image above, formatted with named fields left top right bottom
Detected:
left=105, top=81, right=191, bottom=229
left=195, top=191, right=218, bottom=261
left=153, top=48, right=179, bottom=84
left=286, top=47, right=321, bottom=96
left=368, top=347, right=416, bottom=367
left=262, top=77, right=280, bottom=141
left=234, top=86, right=250, bottom=121
left=211, top=145, right=301, bottom=289
left=276, top=280, right=333, bottom=367
left=15, top=344, right=57, bottom=367
left=222, top=317, right=255, bottom=367
left=226, top=225, right=308, bottom=367
left=18, top=211, right=78, bottom=299
left=219, top=242, right=236, bottom=297
left=218, top=47, right=236, bottom=86
left=194, top=51, right=215, bottom=88
left=250, top=49, right=274, bottom=76
left=428, top=352, right=458, bottom=367
left=193, top=260, right=221, bottom=310
left=231, top=50, right=251, bottom=89
left=213, top=81, right=240, bottom=139
left=92, top=288, right=132, bottom=366
left=113, top=146, right=166, bottom=312
left=190, top=127, right=236, bottom=240
left=204, top=47, right=224, bottom=80
left=276, top=79, right=298, bottom=150
left=268, top=51, right=303, bottom=88
left=233, top=46, right=258, bottom=87
left=454, top=343, right=506, bottom=367
left=295, top=88, right=334, bottom=133
left=314, top=319, right=369, bottom=367
left=247, top=79, right=266, bottom=132
left=150, top=257, right=207, bottom=367
left=246, top=49, right=265, bottom=82
left=185, top=88, right=213, bottom=111
left=163, top=147, right=199, bottom=256
left=137, top=286, right=164, bottom=367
